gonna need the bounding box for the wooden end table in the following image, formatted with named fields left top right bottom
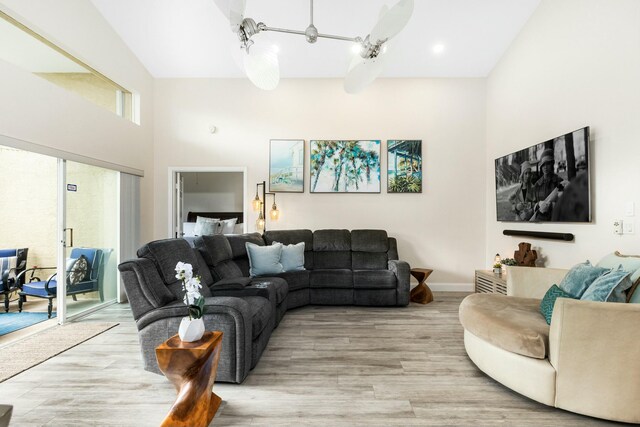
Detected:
left=410, top=268, right=434, bottom=304
left=156, top=331, right=223, bottom=427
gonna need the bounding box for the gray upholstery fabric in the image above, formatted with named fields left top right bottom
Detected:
left=389, top=260, right=411, bottom=306
left=387, top=237, right=399, bottom=261
left=195, top=235, right=233, bottom=266
left=193, top=249, right=214, bottom=288
left=211, top=277, right=252, bottom=290
left=214, top=260, right=244, bottom=280
left=183, top=236, right=196, bottom=247
left=310, top=269, right=353, bottom=288
left=351, top=230, right=388, bottom=252
left=353, top=270, right=397, bottom=289
left=276, top=303, right=287, bottom=326
left=272, top=270, right=310, bottom=291
left=310, top=288, right=353, bottom=305
left=251, top=324, right=273, bottom=369
left=313, top=229, right=351, bottom=251
left=264, top=229, right=314, bottom=269
left=352, top=252, right=388, bottom=270
left=234, top=258, right=250, bottom=277
left=244, top=295, right=272, bottom=339
left=137, top=239, right=198, bottom=285
left=314, top=251, right=352, bottom=269
left=287, top=288, right=310, bottom=309
left=118, top=259, right=176, bottom=318
left=354, top=289, right=397, bottom=306
left=252, top=277, right=289, bottom=304
left=227, top=233, right=264, bottom=258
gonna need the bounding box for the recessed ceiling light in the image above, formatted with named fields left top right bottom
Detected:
left=433, top=44, right=445, bottom=54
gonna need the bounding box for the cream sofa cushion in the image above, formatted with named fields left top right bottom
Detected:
left=459, top=293, right=549, bottom=359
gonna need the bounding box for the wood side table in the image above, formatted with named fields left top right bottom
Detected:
left=410, top=268, right=434, bottom=304
left=156, top=331, right=223, bottom=427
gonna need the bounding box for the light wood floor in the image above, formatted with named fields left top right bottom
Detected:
left=0, top=292, right=624, bottom=426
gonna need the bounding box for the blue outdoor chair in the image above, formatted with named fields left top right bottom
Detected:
left=18, top=248, right=104, bottom=318
left=0, top=248, right=29, bottom=312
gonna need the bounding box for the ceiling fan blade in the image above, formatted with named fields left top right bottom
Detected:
left=213, top=0, right=246, bottom=31
left=369, top=0, right=414, bottom=44
left=344, top=47, right=389, bottom=94
left=243, top=40, right=280, bottom=91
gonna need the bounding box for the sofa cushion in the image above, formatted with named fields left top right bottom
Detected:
left=539, top=284, right=576, bottom=325
left=313, top=229, right=351, bottom=251
left=352, top=252, right=388, bottom=270
left=558, top=261, right=609, bottom=298
left=251, top=277, right=289, bottom=304
left=310, top=269, right=353, bottom=289
left=195, top=235, right=232, bottom=266
left=264, top=229, right=313, bottom=269
left=228, top=233, right=265, bottom=259
left=596, top=251, right=640, bottom=302
left=314, top=251, right=351, bottom=269
left=580, top=267, right=633, bottom=302
left=459, top=293, right=550, bottom=359
left=276, top=242, right=305, bottom=272
left=138, top=239, right=198, bottom=285
left=351, top=230, right=388, bottom=252
left=271, top=270, right=310, bottom=291
left=242, top=295, right=272, bottom=340
left=353, top=270, right=396, bottom=289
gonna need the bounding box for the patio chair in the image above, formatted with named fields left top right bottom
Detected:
left=17, top=248, right=103, bottom=318
left=0, top=248, right=29, bottom=312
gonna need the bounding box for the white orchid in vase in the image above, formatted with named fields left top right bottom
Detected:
left=175, top=261, right=206, bottom=341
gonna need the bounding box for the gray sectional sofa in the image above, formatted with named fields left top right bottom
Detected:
left=118, top=229, right=410, bottom=384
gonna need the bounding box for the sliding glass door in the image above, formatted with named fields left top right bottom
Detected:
left=60, top=160, right=119, bottom=320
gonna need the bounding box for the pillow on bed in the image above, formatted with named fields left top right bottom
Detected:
left=220, top=218, right=238, bottom=234
left=194, top=216, right=221, bottom=236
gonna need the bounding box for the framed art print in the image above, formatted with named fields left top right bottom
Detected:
left=269, top=139, right=305, bottom=192
left=387, top=140, right=422, bottom=193
left=310, top=140, right=381, bottom=193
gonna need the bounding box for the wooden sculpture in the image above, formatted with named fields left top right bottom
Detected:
left=514, top=242, right=537, bottom=267
left=156, top=331, right=223, bottom=427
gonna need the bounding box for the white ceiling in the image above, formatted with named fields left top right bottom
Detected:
left=90, top=0, right=541, bottom=79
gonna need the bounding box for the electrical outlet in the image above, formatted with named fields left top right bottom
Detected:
left=614, top=219, right=623, bottom=235
left=624, top=221, right=635, bottom=234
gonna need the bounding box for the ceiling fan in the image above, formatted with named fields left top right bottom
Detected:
left=214, top=0, right=414, bottom=93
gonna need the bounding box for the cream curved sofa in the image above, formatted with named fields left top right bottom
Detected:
left=460, top=266, right=640, bottom=424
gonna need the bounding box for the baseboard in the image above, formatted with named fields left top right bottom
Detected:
left=427, top=282, right=474, bottom=292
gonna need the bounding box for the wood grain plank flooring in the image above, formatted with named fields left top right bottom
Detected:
left=0, top=292, right=626, bottom=426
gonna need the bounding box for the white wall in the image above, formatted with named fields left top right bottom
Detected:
left=154, top=78, right=487, bottom=286
left=486, top=0, right=640, bottom=268
left=0, top=0, right=155, bottom=242
left=182, top=172, right=244, bottom=221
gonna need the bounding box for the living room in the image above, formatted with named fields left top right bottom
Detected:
left=0, top=0, right=639, bottom=425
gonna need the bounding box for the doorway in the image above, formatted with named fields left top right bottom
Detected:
left=169, top=167, right=247, bottom=238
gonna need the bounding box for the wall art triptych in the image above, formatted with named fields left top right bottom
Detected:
left=268, top=139, right=422, bottom=194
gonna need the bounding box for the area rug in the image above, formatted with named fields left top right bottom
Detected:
left=0, top=312, right=56, bottom=336
left=0, top=321, right=118, bottom=382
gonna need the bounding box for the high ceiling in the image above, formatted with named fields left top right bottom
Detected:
left=90, top=0, right=540, bottom=79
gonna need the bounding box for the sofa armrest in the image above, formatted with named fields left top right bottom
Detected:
left=389, top=260, right=411, bottom=306
left=549, top=298, right=640, bottom=422
left=506, top=266, right=568, bottom=299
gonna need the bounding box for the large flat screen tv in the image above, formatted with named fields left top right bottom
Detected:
left=495, top=127, right=591, bottom=223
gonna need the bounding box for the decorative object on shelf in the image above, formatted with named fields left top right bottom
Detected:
left=156, top=331, right=223, bottom=427
left=213, top=0, right=414, bottom=93
left=410, top=268, right=434, bottom=304
left=310, top=140, right=381, bottom=193
left=494, top=253, right=501, bottom=265
left=502, top=257, right=518, bottom=266
left=269, top=139, right=304, bottom=192
left=175, top=262, right=205, bottom=342
left=252, top=181, right=280, bottom=232
left=492, top=264, right=502, bottom=275
left=514, top=242, right=538, bottom=267
left=495, top=126, right=590, bottom=223
left=388, top=140, right=422, bottom=193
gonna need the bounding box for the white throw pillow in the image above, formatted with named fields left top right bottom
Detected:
left=274, top=241, right=305, bottom=272
left=220, top=218, right=238, bottom=234
left=193, top=216, right=221, bottom=236
left=245, top=242, right=284, bottom=277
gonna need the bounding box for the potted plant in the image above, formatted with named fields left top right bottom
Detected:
left=493, top=262, right=502, bottom=275
left=175, top=261, right=206, bottom=342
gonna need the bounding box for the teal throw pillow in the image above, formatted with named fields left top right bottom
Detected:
left=540, top=285, right=577, bottom=325
left=274, top=241, right=305, bottom=272
left=581, top=267, right=633, bottom=302
left=558, top=261, right=609, bottom=298
left=246, top=242, right=284, bottom=277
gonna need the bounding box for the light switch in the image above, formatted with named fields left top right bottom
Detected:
left=624, top=221, right=634, bottom=234
left=626, top=202, right=635, bottom=217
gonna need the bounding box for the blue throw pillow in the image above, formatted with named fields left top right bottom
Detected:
left=558, top=261, right=609, bottom=298
left=274, top=241, right=305, bottom=272
left=246, top=242, right=284, bottom=277
left=539, top=285, right=577, bottom=325
left=581, top=267, right=633, bottom=302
